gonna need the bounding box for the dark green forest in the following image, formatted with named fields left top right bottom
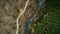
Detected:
left=34, top=0, right=60, bottom=34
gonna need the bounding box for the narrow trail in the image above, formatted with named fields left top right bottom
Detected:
left=24, top=0, right=46, bottom=34
left=16, top=0, right=29, bottom=34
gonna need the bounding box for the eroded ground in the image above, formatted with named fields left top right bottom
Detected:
left=0, top=0, right=41, bottom=34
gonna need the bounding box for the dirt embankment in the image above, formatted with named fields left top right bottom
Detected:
left=0, top=0, right=39, bottom=34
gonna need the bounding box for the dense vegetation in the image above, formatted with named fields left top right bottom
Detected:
left=34, top=0, right=60, bottom=34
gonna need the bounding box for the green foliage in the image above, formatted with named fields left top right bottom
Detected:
left=34, top=0, right=60, bottom=34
